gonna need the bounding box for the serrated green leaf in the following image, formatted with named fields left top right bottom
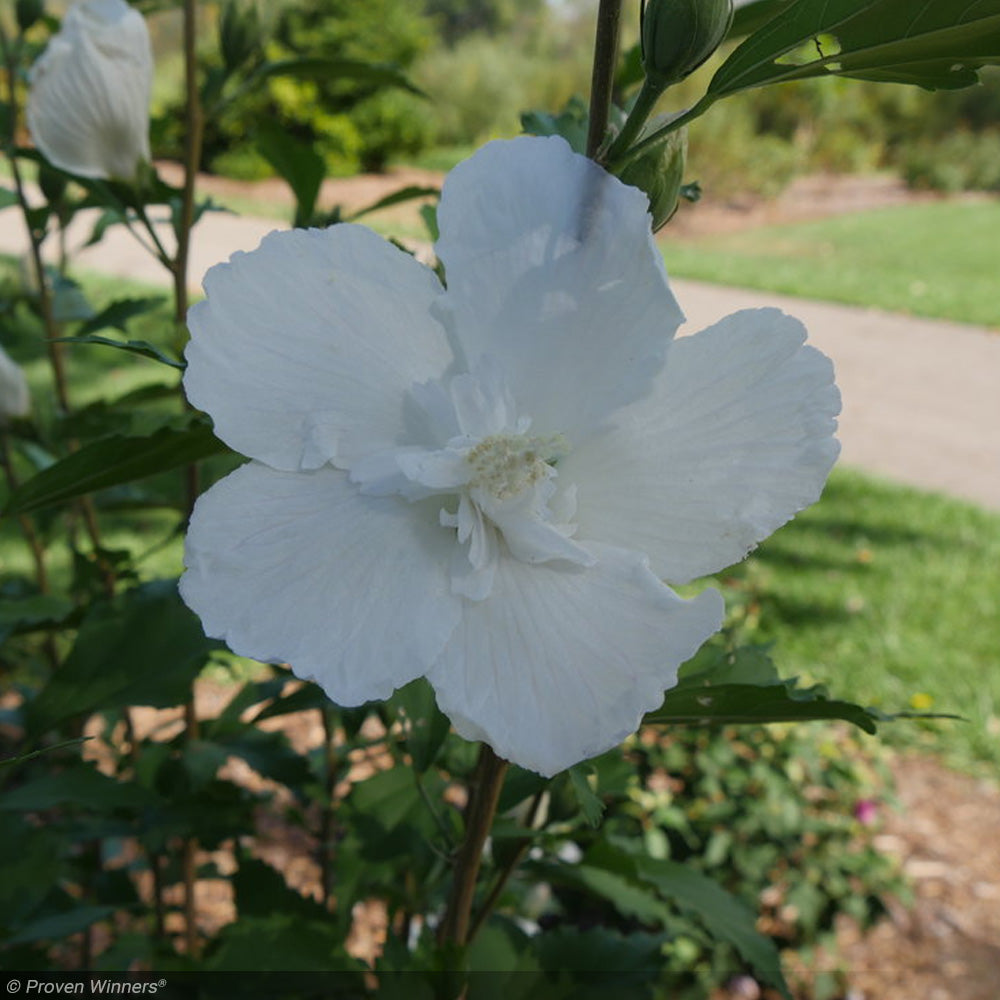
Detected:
left=636, top=857, right=791, bottom=999
left=646, top=679, right=882, bottom=732
left=567, top=764, right=605, bottom=827
left=3, top=416, right=228, bottom=515
left=532, top=862, right=670, bottom=926
left=27, top=580, right=222, bottom=735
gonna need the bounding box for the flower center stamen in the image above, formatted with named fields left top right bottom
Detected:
left=466, top=433, right=567, bottom=500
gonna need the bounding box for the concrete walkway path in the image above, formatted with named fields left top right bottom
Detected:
left=2, top=208, right=998, bottom=511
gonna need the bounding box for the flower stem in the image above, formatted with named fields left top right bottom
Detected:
left=177, top=0, right=205, bottom=960
left=467, top=788, right=545, bottom=943
left=174, top=0, right=204, bottom=330
left=586, top=0, right=624, bottom=160
left=438, top=744, right=509, bottom=947
left=605, top=77, right=662, bottom=163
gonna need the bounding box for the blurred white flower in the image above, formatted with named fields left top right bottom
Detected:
left=180, top=137, right=840, bottom=776
left=0, top=344, right=30, bottom=421
left=27, top=0, right=153, bottom=181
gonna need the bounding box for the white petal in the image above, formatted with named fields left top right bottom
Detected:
left=184, top=226, right=451, bottom=472
left=180, top=462, right=462, bottom=705
left=563, top=309, right=841, bottom=583
left=427, top=544, right=724, bottom=776
left=435, top=137, right=684, bottom=438
left=27, top=0, right=152, bottom=180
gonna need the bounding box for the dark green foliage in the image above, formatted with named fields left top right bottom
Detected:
left=175, top=0, right=437, bottom=178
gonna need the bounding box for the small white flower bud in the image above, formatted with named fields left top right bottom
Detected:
left=27, top=0, right=153, bottom=182
left=0, top=345, right=31, bottom=422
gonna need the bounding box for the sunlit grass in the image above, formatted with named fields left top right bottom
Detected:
left=717, top=467, right=1000, bottom=772
left=663, top=200, right=1000, bottom=328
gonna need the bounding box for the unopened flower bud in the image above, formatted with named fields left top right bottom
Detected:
left=615, top=121, right=687, bottom=230
left=27, top=0, right=153, bottom=182
left=641, top=0, right=734, bottom=88
left=220, top=0, right=263, bottom=75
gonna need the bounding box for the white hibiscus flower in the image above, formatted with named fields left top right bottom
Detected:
left=180, top=137, right=840, bottom=777
left=27, top=0, right=153, bottom=182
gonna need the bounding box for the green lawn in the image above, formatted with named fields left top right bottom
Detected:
left=662, top=200, right=1000, bottom=329
left=717, top=467, right=1000, bottom=772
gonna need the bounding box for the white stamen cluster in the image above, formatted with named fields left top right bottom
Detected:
left=466, top=433, right=566, bottom=500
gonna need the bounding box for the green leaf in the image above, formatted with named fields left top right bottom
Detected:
left=75, top=296, right=167, bottom=337
left=0, top=187, right=19, bottom=210
left=4, top=905, right=116, bottom=947
left=647, top=642, right=887, bottom=731
left=346, top=185, right=440, bottom=222
left=258, top=56, right=425, bottom=97
left=205, top=914, right=364, bottom=972
left=256, top=119, right=326, bottom=229
left=390, top=678, right=450, bottom=773
left=521, top=97, right=590, bottom=154
left=0, top=593, right=74, bottom=643
left=711, top=0, right=1000, bottom=98
left=57, top=333, right=184, bottom=370
left=0, top=765, right=157, bottom=812
left=567, top=764, right=605, bottom=827
left=533, top=925, right=666, bottom=977
left=3, top=416, right=229, bottom=515
left=27, top=580, right=221, bottom=735
left=0, top=737, right=92, bottom=771
left=252, top=681, right=331, bottom=722
left=729, top=0, right=798, bottom=38
left=636, top=857, right=791, bottom=999
left=233, top=857, right=328, bottom=922
left=646, top=678, right=883, bottom=731
left=349, top=766, right=421, bottom=832
left=532, top=862, right=670, bottom=926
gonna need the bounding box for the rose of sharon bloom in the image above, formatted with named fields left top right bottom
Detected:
left=0, top=344, right=31, bottom=422
left=27, top=0, right=153, bottom=181
left=181, top=137, right=840, bottom=776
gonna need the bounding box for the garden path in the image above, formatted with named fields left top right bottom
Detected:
left=1, top=172, right=997, bottom=511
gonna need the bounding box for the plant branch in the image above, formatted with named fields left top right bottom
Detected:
left=437, top=744, right=509, bottom=947
left=586, top=0, right=624, bottom=159
left=467, top=788, right=546, bottom=943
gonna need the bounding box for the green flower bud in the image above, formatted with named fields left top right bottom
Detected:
left=220, top=0, right=263, bottom=75
left=641, top=0, right=734, bottom=88
left=16, top=0, right=45, bottom=33
left=615, top=121, right=687, bottom=231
